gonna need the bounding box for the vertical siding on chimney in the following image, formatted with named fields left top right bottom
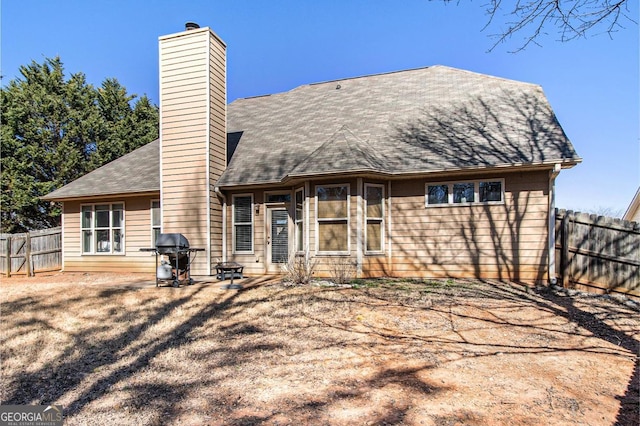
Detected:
left=159, top=27, right=226, bottom=275
left=208, top=31, right=226, bottom=266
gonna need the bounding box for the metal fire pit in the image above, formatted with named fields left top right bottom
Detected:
left=140, top=233, right=205, bottom=287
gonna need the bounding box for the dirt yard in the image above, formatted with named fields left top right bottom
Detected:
left=1, top=272, right=638, bottom=425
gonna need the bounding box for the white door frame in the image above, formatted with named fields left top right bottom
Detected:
left=266, top=205, right=291, bottom=273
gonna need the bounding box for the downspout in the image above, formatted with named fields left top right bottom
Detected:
left=305, top=181, right=310, bottom=258
left=387, top=180, right=392, bottom=275
left=548, top=164, right=561, bottom=285
left=61, top=202, right=65, bottom=271
left=356, top=178, right=363, bottom=278
left=205, top=35, right=212, bottom=275
left=214, top=186, right=227, bottom=262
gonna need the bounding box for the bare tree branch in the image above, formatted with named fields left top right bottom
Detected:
left=438, top=0, right=637, bottom=52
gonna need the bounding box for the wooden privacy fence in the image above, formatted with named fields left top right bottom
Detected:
left=0, top=227, right=62, bottom=277
left=555, top=209, right=639, bottom=297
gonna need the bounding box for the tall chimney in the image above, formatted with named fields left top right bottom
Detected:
left=158, top=25, right=226, bottom=275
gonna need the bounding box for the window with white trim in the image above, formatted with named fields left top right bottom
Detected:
left=316, top=184, right=349, bottom=253
left=151, top=200, right=161, bottom=246
left=295, top=188, right=304, bottom=252
left=81, top=203, right=124, bottom=254
left=233, top=195, right=253, bottom=253
left=365, top=184, right=384, bottom=253
left=425, top=179, right=504, bottom=207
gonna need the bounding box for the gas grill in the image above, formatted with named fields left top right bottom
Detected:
left=140, top=233, right=205, bottom=287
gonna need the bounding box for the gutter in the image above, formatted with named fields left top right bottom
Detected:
left=214, top=186, right=227, bottom=262
left=219, top=160, right=583, bottom=190
left=548, top=163, right=561, bottom=285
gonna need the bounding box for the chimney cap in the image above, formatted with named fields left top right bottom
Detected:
left=185, top=22, right=200, bottom=31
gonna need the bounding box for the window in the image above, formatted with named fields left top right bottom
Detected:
left=479, top=181, right=502, bottom=202
left=426, top=179, right=504, bottom=207
left=427, top=184, right=448, bottom=205
left=316, top=184, right=349, bottom=253
left=295, top=188, right=304, bottom=252
left=151, top=200, right=161, bottom=246
left=81, top=203, right=124, bottom=254
left=233, top=195, right=253, bottom=253
left=365, top=184, right=384, bottom=253
left=453, top=182, right=475, bottom=204
left=266, top=193, right=291, bottom=203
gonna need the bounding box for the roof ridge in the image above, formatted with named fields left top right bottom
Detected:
left=230, top=65, right=541, bottom=105
left=432, top=65, right=541, bottom=88
left=308, top=66, right=433, bottom=86
left=232, top=66, right=436, bottom=103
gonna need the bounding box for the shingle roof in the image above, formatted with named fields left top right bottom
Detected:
left=218, top=65, right=580, bottom=187
left=42, top=139, right=159, bottom=200
left=289, top=125, right=387, bottom=177
left=43, top=65, right=581, bottom=199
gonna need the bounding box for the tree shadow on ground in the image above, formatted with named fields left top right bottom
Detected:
left=0, top=282, right=276, bottom=423
left=2, top=278, right=637, bottom=425
left=529, top=286, right=639, bottom=425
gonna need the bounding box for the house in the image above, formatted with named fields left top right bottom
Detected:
left=623, top=187, right=640, bottom=222
left=42, top=24, right=581, bottom=283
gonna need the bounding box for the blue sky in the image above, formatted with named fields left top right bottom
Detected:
left=2, top=0, right=638, bottom=214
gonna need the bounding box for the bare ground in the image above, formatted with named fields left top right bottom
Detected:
left=0, top=272, right=638, bottom=425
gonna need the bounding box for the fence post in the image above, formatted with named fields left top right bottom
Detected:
left=5, top=236, right=11, bottom=278
left=25, top=232, right=33, bottom=277
left=561, top=211, right=570, bottom=288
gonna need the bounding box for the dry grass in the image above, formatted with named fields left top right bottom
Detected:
left=1, top=273, right=638, bottom=425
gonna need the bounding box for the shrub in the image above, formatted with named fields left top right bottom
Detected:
left=281, top=253, right=317, bottom=285
left=329, top=257, right=357, bottom=285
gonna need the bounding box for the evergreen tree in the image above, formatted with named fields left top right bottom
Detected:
left=0, top=57, right=158, bottom=233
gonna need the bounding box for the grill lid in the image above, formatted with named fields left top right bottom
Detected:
left=156, top=233, right=190, bottom=249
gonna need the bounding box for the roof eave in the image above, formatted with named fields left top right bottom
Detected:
left=41, top=189, right=160, bottom=202
left=215, top=159, right=581, bottom=190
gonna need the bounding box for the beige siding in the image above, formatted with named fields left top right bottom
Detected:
left=219, top=172, right=550, bottom=283
left=159, top=27, right=226, bottom=275
left=224, top=190, right=266, bottom=276
left=208, top=32, right=226, bottom=264
left=62, top=195, right=159, bottom=273
left=308, top=178, right=360, bottom=278
left=389, top=170, right=550, bottom=283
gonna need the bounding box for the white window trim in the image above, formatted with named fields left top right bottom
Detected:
left=315, top=183, right=350, bottom=255
left=425, top=178, right=505, bottom=207
left=151, top=199, right=161, bottom=247
left=364, top=183, right=385, bottom=255
left=80, top=202, right=126, bottom=255
left=232, top=194, right=254, bottom=254
left=295, top=187, right=305, bottom=254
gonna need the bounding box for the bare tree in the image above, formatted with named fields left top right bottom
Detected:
left=442, top=0, right=636, bottom=52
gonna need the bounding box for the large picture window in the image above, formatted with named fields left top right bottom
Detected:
left=295, top=188, right=304, bottom=252
left=81, top=203, right=124, bottom=254
left=316, top=184, right=349, bottom=253
left=365, top=184, right=384, bottom=253
left=426, top=179, right=504, bottom=207
left=233, top=195, right=253, bottom=253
